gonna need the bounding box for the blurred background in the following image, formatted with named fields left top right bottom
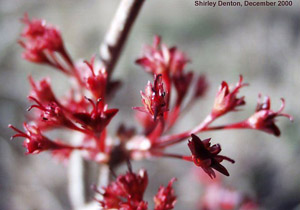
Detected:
left=0, top=0, right=300, bottom=209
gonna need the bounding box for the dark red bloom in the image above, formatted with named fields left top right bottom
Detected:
left=154, top=178, right=177, bottom=210
left=133, top=74, right=168, bottom=120
left=73, top=97, right=118, bottom=134
left=136, top=36, right=189, bottom=76
left=212, top=76, right=247, bottom=118
left=245, top=95, right=293, bottom=136
left=99, top=168, right=148, bottom=209
left=8, top=123, right=72, bottom=154
left=187, top=134, right=235, bottom=178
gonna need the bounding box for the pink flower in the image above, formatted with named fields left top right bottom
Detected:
left=8, top=123, right=71, bottom=154
left=245, top=95, right=293, bottom=136
left=154, top=178, right=177, bottom=210
left=198, top=178, right=259, bottom=210
left=187, top=134, right=235, bottom=178
left=201, top=184, right=241, bottom=210
left=133, top=74, right=168, bottom=120
left=212, top=76, right=247, bottom=118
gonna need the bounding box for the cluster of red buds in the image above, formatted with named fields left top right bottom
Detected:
left=95, top=164, right=176, bottom=210
left=9, top=14, right=292, bottom=209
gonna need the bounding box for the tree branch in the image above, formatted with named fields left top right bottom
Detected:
left=99, top=0, right=145, bottom=77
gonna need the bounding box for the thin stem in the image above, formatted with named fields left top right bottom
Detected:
left=164, top=105, right=180, bottom=133
left=151, top=150, right=192, bottom=162
left=99, top=0, right=145, bottom=77
left=191, top=114, right=214, bottom=133
left=153, top=114, right=214, bottom=148
left=204, top=121, right=248, bottom=131
left=94, top=164, right=110, bottom=202
left=47, top=51, right=71, bottom=75
left=68, top=132, right=88, bottom=209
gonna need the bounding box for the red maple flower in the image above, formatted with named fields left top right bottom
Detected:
left=20, top=14, right=64, bottom=61
left=19, top=14, right=74, bottom=75
left=136, top=35, right=189, bottom=76
left=187, top=134, right=235, bottom=178
left=99, top=168, right=148, bottom=209
left=212, top=76, right=247, bottom=118
left=8, top=123, right=72, bottom=154
left=73, top=97, right=118, bottom=134
left=245, top=95, right=293, bottom=136
left=97, top=166, right=177, bottom=210
left=83, top=56, right=108, bottom=99
left=29, top=76, right=59, bottom=105
left=154, top=178, right=177, bottom=210
left=133, top=74, right=168, bottom=120
left=27, top=96, right=78, bottom=130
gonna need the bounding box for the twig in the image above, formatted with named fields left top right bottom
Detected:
left=68, top=132, right=87, bottom=210
left=99, top=0, right=145, bottom=77
left=68, top=151, right=86, bottom=209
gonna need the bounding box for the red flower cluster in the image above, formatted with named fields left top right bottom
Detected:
left=136, top=35, right=207, bottom=107
left=206, top=95, right=293, bottom=137
left=10, top=14, right=119, bottom=162
left=8, top=14, right=293, bottom=209
left=97, top=167, right=176, bottom=210
left=133, top=36, right=209, bottom=146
